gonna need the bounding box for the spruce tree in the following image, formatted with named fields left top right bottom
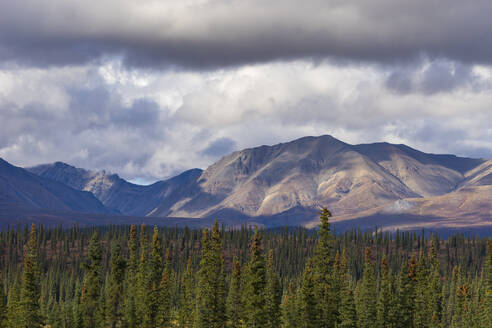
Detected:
left=106, top=242, right=127, bottom=328
left=333, top=250, right=342, bottom=320
left=312, top=207, right=337, bottom=328
left=356, top=247, right=377, bottom=328
left=124, top=225, right=139, bottom=328
left=484, top=240, right=492, bottom=327
left=397, top=256, right=417, bottom=328
left=7, top=278, right=23, bottom=328
left=196, top=221, right=227, bottom=328
left=376, top=257, right=396, bottom=328
left=160, top=249, right=173, bottom=327
left=428, top=235, right=443, bottom=326
left=101, top=272, right=109, bottom=326
left=227, top=257, right=243, bottom=328
left=20, top=223, right=43, bottom=328
left=265, top=250, right=282, bottom=328
left=136, top=224, right=149, bottom=327
left=337, top=249, right=357, bottom=328
left=80, top=231, right=104, bottom=328
left=451, top=267, right=470, bottom=328
left=243, top=226, right=268, bottom=328
left=299, top=260, right=317, bottom=328
left=0, top=271, right=7, bottom=328
left=443, top=266, right=458, bottom=327
left=281, top=281, right=298, bottom=328
left=178, top=258, right=195, bottom=328
left=72, top=281, right=83, bottom=328
left=146, top=226, right=163, bottom=328
left=413, top=250, right=430, bottom=327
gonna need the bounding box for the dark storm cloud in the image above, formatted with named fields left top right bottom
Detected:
left=1, top=0, right=492, bottom=69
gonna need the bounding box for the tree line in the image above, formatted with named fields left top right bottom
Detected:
left=0, top=208, right=491, bottom=327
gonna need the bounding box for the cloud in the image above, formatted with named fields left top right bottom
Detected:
left=385, top=59, right=483, bottom=95
left=0, top=59, right=491, bottom=182
left=201, top=137, right=237, bottom=157
left=1, top=0, right=492, bottom=69
left=0, top=66, right=170, bottom=180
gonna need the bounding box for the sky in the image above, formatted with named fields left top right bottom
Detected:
left=0, top=0, right=491, bottom=183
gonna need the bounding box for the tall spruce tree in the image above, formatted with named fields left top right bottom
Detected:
left=227, top=257, right=243, bottom=328
left=428, top=235, right=443, bottom=326
left=124, top=225, right=139, bottom=328
left=451, top=267, right=470, bottom=328
left=106, top=242, right=127, bottom=328
left=136, top=224, right=149, bottom=327
left=80, top=232, right=103, bottom=328
left=20, top=223, right=43, bottom=328
left=376, top=257, right=396, bottom=328
left=356, top=247, right=377, bottom=328
left=196, top=221, right=227, bottom=328
left=243, top=226, right=268, bottom=328
left=397, top=256, right=417, bottom=328
left=265, top=250, right=282, bottom=328
left=281, top=281, right=298, bottom=328
left=413, top=250, right=429, bottom=327
left=443, top=266, right=458, bottom=327
left=484, top=240, right=492, bottom=327
left=7, top=278, right=23, bottom=328
left=299, top=260, right=317, bottom=328
left=333, top=250, right=342, bottom=321
left=0, top=271, right=7, bottom=328
left=146, top=226, right=163, bottom=328
left=178, top=258, right=195, bottom=328
left=160, top=249, right=174, bottom=327
left=72, top=281, right=83, bottom=328
left=312, top=207, right=337, bottom=328
left=337, top=249, right=357, bottom=328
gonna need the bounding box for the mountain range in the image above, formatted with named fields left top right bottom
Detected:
left=1, top=135, right=491, bottom=231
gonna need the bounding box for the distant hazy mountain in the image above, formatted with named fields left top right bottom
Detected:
left=0, top=158, right=112, bottom=214
left=28, top=162, right=203, bottom=216
left=24, top=135, right=492, bottom=230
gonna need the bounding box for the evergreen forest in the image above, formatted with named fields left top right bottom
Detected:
left=0, top=208, right=491, bottom=328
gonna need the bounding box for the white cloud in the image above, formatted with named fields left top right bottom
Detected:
left=0, top=58, right=491, bottom=181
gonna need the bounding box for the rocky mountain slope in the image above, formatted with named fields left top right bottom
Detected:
left=161, top=135, right=489, bottom=226
left=0, top=158, right=112, bottom=214
left=24, top=135, right=492, bottom=229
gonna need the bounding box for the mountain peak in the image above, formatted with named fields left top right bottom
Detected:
left=54, top=161, right=73, bottom=167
